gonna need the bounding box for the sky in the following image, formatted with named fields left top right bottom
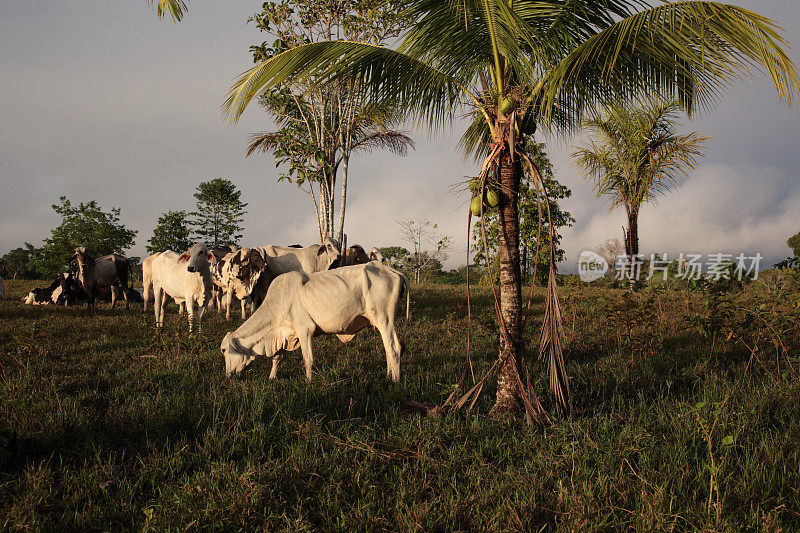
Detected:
left=1, top=0, right=798, bottom=271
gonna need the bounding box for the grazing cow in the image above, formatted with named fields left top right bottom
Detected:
left=72, top=248, right=131, bottom=309
left=149, top=243, right=214, bottom=332
left=251, top=236, right=342, bottom=307
left=220, top=261, right=410, bottom=381
left=343, top=244, right=370, bottom=266
left=369, top=248, right=384, bottom=263
left=212, top=248, right=270, bottom=319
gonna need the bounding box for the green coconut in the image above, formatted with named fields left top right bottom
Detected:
left=470, top=196, right=484, bottom=216
left=498, top=97, right=517, bottom=115
left=485, top=188, right=500, bottom=207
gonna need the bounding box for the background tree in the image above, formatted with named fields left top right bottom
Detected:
left=147, top=210, right=193, bottom=254
left=788, top=231, right=800, bottom=258
left=595, top=238, right=624, bottom=274
left=0, top=248, right=34, bottom=279
left=244, top=0, right=412, bottom=245
left=379, top=246, right=411, bottom=270
left=25, top=196, right=137, bottom=277
left=398, top=218, right=449, bottom=283
left=191, top=178, right=247, bottom=248
left=224, top=0, right=798, bottom=416
left=472, top=141, right=573, bottom=284
left=573, top=100, right=708, bottom=260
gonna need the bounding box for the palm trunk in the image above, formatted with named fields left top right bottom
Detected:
left=491, top=148, right=524, bottom=415
left=628, top=208, right=639, bottom=256
left=336, top=155, right=349, bottom=247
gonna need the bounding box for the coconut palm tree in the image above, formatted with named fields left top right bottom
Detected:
left=573, top=100, right=708, bottom=261
left=221, top=1, right=798, bottom=417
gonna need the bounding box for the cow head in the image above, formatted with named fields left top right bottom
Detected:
left=345, top=245, right=370, bottom=266
left=72, top=247, right=95, bottom=272
left=318, top=236, right=342, bottom=269
left=369, top=247, right=384, bottom=263
left=221, top=332, right=257, bottom=375
left=178, top=243, right=212, bottom=273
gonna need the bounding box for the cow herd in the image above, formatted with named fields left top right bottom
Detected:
left=12, top=239, right=408, bottom=380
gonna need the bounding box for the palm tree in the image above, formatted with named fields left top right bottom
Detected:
left=221, top=1, right=798, bottom=417
left=573, top=100, right=708, bottom=261
left=247, top=99, right=414, bottom=244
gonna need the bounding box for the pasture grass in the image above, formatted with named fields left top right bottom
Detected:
left=1, top=277, right=799, bottom=530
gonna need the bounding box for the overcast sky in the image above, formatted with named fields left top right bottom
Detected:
left=1, top=0, right=798, bottom=270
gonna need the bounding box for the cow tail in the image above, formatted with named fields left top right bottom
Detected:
left=398, top=270, right=411, bottom=348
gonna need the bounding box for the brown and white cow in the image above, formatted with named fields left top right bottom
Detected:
left=72, top=247, right=131, bottom=309
left=220, top=261, right=410, bottom=380
left=211, top=247, right=270, bottom=320
left=147, top=243, right=214, bottom=332
left=250, top=236, right=342, bottom=308
left=343, top=244, right=370, bottom=266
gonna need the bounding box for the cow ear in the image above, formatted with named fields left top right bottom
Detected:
left=317, top=246, right=326, bottom=256
left=178, top=253, right=190, bottom=263
left=207, top=252, right=214, bottom=262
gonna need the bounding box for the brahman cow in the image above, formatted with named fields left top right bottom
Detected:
left=211, top=247, right=270, bottom=320
left=220, top=261, right=410, bottom=381
left=147, top=243, right=214, bottom=332
left=250, top=236, right=342, bottom=308
left=369, top=248, right=384, bottom=263
left=72, top=247, right=131, bottom=309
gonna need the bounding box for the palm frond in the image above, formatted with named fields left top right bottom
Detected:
left=351, top=131, right=415, bottom=156
left=223, top=41, right=473, bottom=130
left=245, top=132, right=292, bottom=157
left=147, top=0, right=187, bottom=22
left=541, top=2, right=799, bottom=121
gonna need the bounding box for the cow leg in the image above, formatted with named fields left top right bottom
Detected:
left=123, top=285, right=130, bottom=310
left=377, top=322, right=401, bottom=382
left=186, top=298, right=196, bottom=333
left=110, top=285, right=118, bottom=309
left=195, top=301, right=205, bottom=332
left=154, top=286, right=164, bottom=327
left=299, top=334, right=315, bottom=380
left=143, top=282, right=150, bottom=312
left=225, top=290, right=233, bottom=320
left=178, top=301, right=185, bottom=315
left=269, top=351, right=284, bottom=379
left=240, top=297, right=247, bottom=320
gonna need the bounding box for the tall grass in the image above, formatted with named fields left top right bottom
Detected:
left=1, top=277, right=799, bottom=530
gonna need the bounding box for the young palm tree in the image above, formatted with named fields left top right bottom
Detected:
left=221, top=1, right=798, bottom=416
left=573, top=101, right=708, bottom=260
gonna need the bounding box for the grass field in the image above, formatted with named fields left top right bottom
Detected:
left=1, top=275, right=799, bottom=530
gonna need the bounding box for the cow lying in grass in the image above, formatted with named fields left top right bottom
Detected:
left=221, top=262, right=410, bottom=380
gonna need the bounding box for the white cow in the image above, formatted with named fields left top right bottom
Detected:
left=147, top=243, right=214, bottom=332
left=369, top=247, right=384, bottom=263
left=250, top=236, right=342, bottom=307
left=221, top=262, right=410, bottom=380
left=142, top=253, right=185, bottom=314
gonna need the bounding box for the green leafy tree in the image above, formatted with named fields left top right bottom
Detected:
left=245, top=0, right=412, bottom=245
left=379, top=246, right=411, bottom=270
left=473, top=141, right=573, bottom=284
left=147, top=210, right=193, bottom=254
left=788, top=231, right=800, bottom=258
left=573, top=100, right=707, bottom=259
left=26, top=196, right=137, bottom=277
left=223, top=0, right=798, bottom=415
left=191, top=179, right=247, bottom=248
left=1, top=248, right=34, bottom=279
